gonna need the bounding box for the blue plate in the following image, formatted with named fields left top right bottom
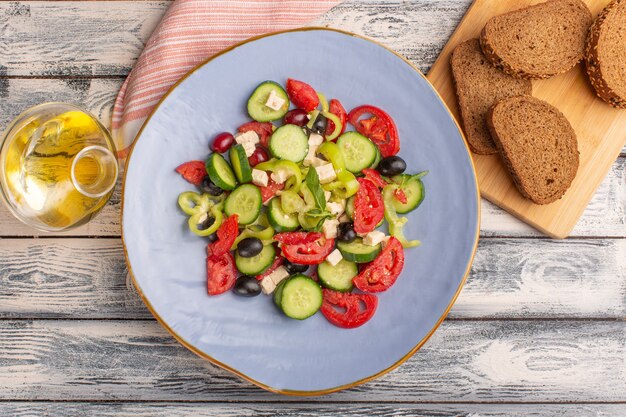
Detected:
left=122, top=28, right=479, bottom=395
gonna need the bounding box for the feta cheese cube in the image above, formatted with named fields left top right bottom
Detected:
left=304, top=156, right=327, bottom=167
left=265, top=90, right=286, bottom=111
left=308, top=133, right=324, bottom=147
left=326, top=201, right=345, bottom=216
left=315, top=163, right=337, bottom=184
left=251, top=169, right=269, bottom=187
left=326, top=248, right=343, bottom=266
left=270, top=169, right=289, bottom=184
left=260, top=276, right=276, bottom=294
left=324, top=190, right=332, bottom=202
left=268, top=266, right=290, bottom=286
left=242, top=141, right=256, bottom=157
left=234, top=130, right=259, bottom=146
left=363, top=230, right=386, bottom=246
left=322, top=218, right=339, bottom=239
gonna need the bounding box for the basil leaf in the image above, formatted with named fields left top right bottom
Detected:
left=305, top=167, right=327, bottom=210
left=310, top=213, right=332, bottom=232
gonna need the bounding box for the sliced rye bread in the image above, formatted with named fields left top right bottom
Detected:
left=450, top=39, right=532, bottom=154
left=486, top=96, right=579, bottom=205
left=585, top=0, right=626, bottom=109
left=480, top=0, right=593, bottom=79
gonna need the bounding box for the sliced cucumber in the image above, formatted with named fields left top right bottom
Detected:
left=247, top=81, right=289, bottom=122
left=391, top=174, right=425, bottom=214
left=267, top=197, right=299, bottom=232
left=345, top=196, right=355, bottom=220
left=337, top=132, right=378, bottom=173
left=317, top=259, right=357, bottom=292
left=206, top=153, right=237, bottom=190
left=280, top=190, right=305, bottom=214
left=278, top=274, right=323, bottom=320
left=274, top=278, right=287, bottom=307
left=370, top=147, right=382, bottom=169
left=269, top=125, right=308, bottom=163
left=224, top=184, right=262, bottom=225
left=337, top=238, right=381, bottom=263
left=235, top=244, right=275, bottom=275
left=229, top=144, right=252, bottom=183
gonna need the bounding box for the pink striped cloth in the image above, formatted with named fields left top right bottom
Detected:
left=112, top=0, right=340, bottom=160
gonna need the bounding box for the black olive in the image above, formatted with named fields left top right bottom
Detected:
left=197, top=215, right=215, bottom=231
left=200, top=177, right=224, bottom=196
left=310, top=113, right=328, bottom=134
left=206, top=232, right=218, bottom=243
left=337, top=222, right=357, bottom=243
left=377, top=156, right=407, bottom=177
left=283, top=260, right=308, bottom=274
left=233, top=275, right=262, bottom=297
left=237, top=237, right=263, bottom=258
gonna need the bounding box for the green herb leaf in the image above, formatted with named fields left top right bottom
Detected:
left=305, top=167, right=327, bottom=210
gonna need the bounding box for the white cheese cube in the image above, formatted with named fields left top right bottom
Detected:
left=315, top=163, right=337, bottom=184
left=270, top=169, right=289, bottom=184
left=326, top=248, right=343, bottom=266
left=251, top=169, right=269, bottom=187
left=322, top=218, right=339, bottom=239
left=304, top=155, right=327, bottom=167
left=323, top=190, right=332, bottom=202
left=265, top=90, right=286, bottom=111
left=242, top=141, right=256, bottom=158
left=363, top=230, right=386, bottom=246
left=308, top=133, right=324, bottom=147
left=326, top=201, right=345, bottom=216
left=267, top=266, right=290, bottom=286
left=234, top=130, right=259, bottom=146
left=261, top=276, right=277, bottom=294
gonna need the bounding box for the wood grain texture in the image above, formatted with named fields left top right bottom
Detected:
left=0, top=402, right=622, bottom=416
left=427, top=0, right=626, bottom=238
left=0, top=320, right=622, bottom=401
left=0, top=238, right=623, bottom=320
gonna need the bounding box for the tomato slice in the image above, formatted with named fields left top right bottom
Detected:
left=353, top=178, right=385, bottom=234
left=260, top=179, right=285, bottom=203
left=353, top=237, right=405, bottom=293
left=395, top=188, right=408, bottom=204
left=348, top=105, right=400, bottom=157
left=207, top=214, right=239, bottom=258
left=256, top=252, right=283, bottom=281
left=286, top=79, right=319, bottom=112
left=238, top=121, right=274, bottom=148
left=320, top=289, right=378, bottom=328
left=281, top=236, right=335, bottom=265
left=326, top=98, right=347, bottom=138
left=207, top=251, right=237, bottom=295
left=175, top=161, right=207, bottom=186
left=274, top=232, right=322, bottom=245
left=362, top=168, right=387, bottom=189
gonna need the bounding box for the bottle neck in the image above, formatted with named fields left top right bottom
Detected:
left=71, top=145, right=118, bottom=198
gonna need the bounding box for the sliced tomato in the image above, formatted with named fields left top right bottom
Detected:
left=260, top=179, right=285, bottom=203
left=282, top=236, right=335, bottom=265
left=326, top=98, right=347, bottom=138
left=353, top=178, right=385, bottom=234
left=207, top=214, right=239, bottom=258
left=395, top=188, right=408, bottom=204
left=238, top=121, right=274, bottom=148
left=207, top=251, right=237, bottom=295
left=256, top=252, right=283, bottom=281
left=286, top=79, right=319, bottom=112
left=353, top=237, right=405, bottom=293
left=274, top=232, right=322, bottom=245
left=362, top=168, right=387, bottom=189
left=348, top=105, right=400, bottom=157
left=320, top=289, right=378, bottom=328
left=175, top=161, right=207, bottom=185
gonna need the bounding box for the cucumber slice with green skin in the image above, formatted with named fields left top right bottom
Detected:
left=278, top=274, right=323, bottom=320
left=370, top=147, right=382, bottom=169
left=317, top=259, right=357, bottom=292
left=345, top=196, right=355, bottom=220
left=206, top=153, right=237, bottom=190
left=229, top=144, right=252, bottom=183
left=274, top=278, right=287, bottom=307
left=337, top=132, right=378, bottom=173
left=391, top=174, right=425, bottom=214
left=235, top=244, right=275, bottom=275
left=269, top=125, right=309, bottom=163
left=337, top=238, right=381, bottom=263
left=247, top=81, right=290, bottom=122
left=280, top=190, right=305, bottom=214
left=267, top=197, right=299, bottom=232
left=224, top=184, right=262, bottom=225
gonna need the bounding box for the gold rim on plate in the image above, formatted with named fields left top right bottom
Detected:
left=120, top=27, right=481, bottom=396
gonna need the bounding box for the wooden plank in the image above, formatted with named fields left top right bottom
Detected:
left=427, top=0, right=626, bottom=239
left=0, top=238, right=623, bottom=319
left=0, top=402, right=622, bottom=416
left=0, top=320, right=622, bottom=401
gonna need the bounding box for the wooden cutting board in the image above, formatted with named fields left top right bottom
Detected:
left=427, top=0, right=626, bottom=238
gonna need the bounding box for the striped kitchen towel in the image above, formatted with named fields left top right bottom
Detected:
left=112, top=0, right=340, bottom=160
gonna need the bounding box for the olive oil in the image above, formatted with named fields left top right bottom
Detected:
left=0, top=104, right=118, bottom=231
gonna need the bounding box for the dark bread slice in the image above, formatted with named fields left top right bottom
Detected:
left=487, top=96, right=579, bottom=205
left=480, top=0, right=593, bottom=79
left=450, top=39, right=532, bottom=154
left=585, top=0, right=626, bottom=109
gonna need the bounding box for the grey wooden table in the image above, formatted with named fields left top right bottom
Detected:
left=0, top=1, right=624, bottom=415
